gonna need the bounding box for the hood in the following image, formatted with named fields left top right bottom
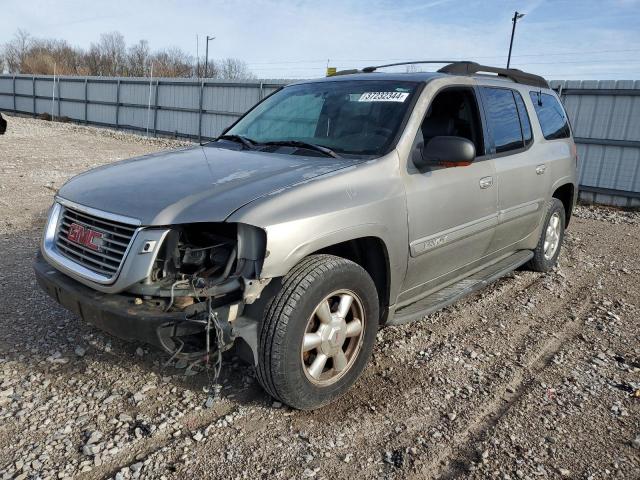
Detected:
left=57, top=145, right=354, bottom=226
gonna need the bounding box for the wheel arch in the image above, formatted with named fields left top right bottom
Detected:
left=552, top=182, right=575, bottom=227
left=315, top=236, right=391, bottom=321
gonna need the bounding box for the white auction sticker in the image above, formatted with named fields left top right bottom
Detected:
left=358, top=91, right=409, bottom=102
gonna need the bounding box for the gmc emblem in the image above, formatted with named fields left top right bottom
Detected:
left=67, top=223, right=104, bottom=251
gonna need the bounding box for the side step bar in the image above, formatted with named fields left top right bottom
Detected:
left=389, top=250, right=534, bottom=326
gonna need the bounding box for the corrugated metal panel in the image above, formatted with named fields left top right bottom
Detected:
left=0, top=96, right=11, bottom=110
left=160, top=83, right=200, bottom=109
left=58, top=80, right=84, bottom=101
left=15, top=97, right=32, bottom=113
left=15, top=78, right=33, bottom=95
left=34, top=78, right=51, bottom=97
left=201, top=113, right=237, bottom=138
left=118, top=106, right=148, bottom=131
left=35, top=97, right=52, bottom=115
left=59, top=101, right=84, bottom=120
left=88, top=103, right=117, bottom=124
left=551, top=79, right=640, bottom=206
left=0, top=77, right=12, bottom=94
left=119, top=82, right=149, bottom=105
left=87, top=80, right=117, bottom=103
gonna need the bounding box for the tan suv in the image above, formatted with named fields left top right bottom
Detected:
left=35, top=61, right=577, bottom=409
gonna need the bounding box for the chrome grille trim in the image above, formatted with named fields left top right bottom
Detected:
left=42, top=200, right=142, bottom=284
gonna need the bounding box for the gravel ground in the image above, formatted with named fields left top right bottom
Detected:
left=0, top=115, right=638, bottom=480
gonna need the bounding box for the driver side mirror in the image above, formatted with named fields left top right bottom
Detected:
left=413, top=136, right=476, bottom=169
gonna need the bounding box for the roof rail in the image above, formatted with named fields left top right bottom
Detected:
left=361, top=60, right=466, bottom=73
left=330, top=60, right=549, bottom=89
left=438, top=61, right=549, bottom=89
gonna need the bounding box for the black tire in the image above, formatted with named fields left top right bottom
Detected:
left=526, top=198, right=566, bottom=272
left=256, top=254, right=379, bottom=410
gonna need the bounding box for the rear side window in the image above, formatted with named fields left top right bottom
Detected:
left=529, top=92, right=570, bottom=140
left=481, top=87, right=524, bottom=154
left=513, top=92, right=533, bottom=146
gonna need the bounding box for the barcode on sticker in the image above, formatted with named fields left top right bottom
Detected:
left=358, top=92, right=409, bottom=102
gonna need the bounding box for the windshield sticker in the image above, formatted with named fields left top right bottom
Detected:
left=358, top=91, right=409, bottom=102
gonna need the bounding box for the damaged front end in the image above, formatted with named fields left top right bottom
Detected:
left=127, top=222, right=269, bottom=367
left=37, top=203, right=270, bottom=371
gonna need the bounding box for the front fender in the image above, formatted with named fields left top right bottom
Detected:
left=227, top=152, right=409, bottom=303
left=264, top=222, right=393, bottom=278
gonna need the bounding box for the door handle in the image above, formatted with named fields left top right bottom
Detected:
left=536, top=164, right=546, bottom=175
left=479, top=176, right=493, bottom=189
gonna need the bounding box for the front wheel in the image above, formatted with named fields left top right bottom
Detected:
left=256, top=254, right=379, bottom=410
left=526, top=198, right=566, bottom=272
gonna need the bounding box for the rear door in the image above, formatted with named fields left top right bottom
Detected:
left=479, top=86, right=549, bottom=252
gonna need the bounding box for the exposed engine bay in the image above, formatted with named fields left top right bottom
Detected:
left=125, top=223, right=269, bottom=371
left=127, top=223, right=265, bottom=302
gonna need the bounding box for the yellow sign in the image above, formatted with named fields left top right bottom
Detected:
left=326, top=67, right=337, bottom=77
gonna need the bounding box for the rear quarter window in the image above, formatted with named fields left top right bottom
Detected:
left=480, top=87, right=524, bottom=154
left=529, top=92, right=571, bottom=140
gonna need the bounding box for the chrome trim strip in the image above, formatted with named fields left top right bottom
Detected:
left=55, top=196, right=142, bottom=227
left=498, top=199, right=541, bottom=224
left=410, top=213, right=498, bottom=257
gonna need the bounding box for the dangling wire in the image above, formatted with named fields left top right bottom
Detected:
left=157, top=294, right=228, bottom=404
left=206, top=297, right=225, bottom=386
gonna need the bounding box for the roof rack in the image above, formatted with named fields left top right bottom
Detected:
left=437, top=61, right=549, bottom=89
left=335, top=60, right=549, bottom=89
left=361, top=60, right=464, bottom=73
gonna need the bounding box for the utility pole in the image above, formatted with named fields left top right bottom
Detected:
left=204, top=35, right=215, bottom=78
left=506, top=11, right=525, bottom=69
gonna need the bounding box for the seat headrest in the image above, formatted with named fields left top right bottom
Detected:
left=422, top=116, right=455, bottom=139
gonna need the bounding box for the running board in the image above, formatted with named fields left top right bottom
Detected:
left=388, top=250, right=534, bottom=326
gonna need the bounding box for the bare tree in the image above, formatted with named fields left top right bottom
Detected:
left=127, top=40, right=150, bottom=77
left=21, top=39, right=81, bottom=75
left=87, top=31, right=127, bottom=76
left=151, top=47, right=194, bottom=78
left=3, top=29, right=32, bottom=73
left=82, top=44, right=102, bottom=76
left=1, top=29, right=256, bottom=80
left=215, top=57, right=255, bottom=80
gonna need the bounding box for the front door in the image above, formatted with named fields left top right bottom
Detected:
left=400, top=87, right=498, bottom=305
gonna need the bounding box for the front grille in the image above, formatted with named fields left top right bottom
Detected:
left=55, top=206, right=137, bottom=278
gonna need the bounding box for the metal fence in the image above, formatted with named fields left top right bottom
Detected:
left=1, top=74, right=639, bottom=207
left=551, top=80, right=640, bottom=207
left=0, top=74, right=289, bottom=141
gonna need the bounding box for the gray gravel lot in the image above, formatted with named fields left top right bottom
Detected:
left=0, top=115, right=639, bottom=479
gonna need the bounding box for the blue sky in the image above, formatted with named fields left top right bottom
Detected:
left=3, top=0, right=640, bottom=79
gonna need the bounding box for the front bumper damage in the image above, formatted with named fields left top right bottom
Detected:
left=34, top=253, right=260, bottom=364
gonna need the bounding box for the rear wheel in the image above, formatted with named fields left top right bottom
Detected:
left=527, top=198, right=565, bottom=272
left=256, top=254, right=378, bottom=410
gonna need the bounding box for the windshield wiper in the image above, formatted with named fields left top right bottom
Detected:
left=217, top=134, right=257, bottom=150
left=264, top=140, right=340, bottom=158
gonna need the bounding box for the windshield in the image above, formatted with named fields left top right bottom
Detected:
left=225, top=80, right=419, bottom=156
